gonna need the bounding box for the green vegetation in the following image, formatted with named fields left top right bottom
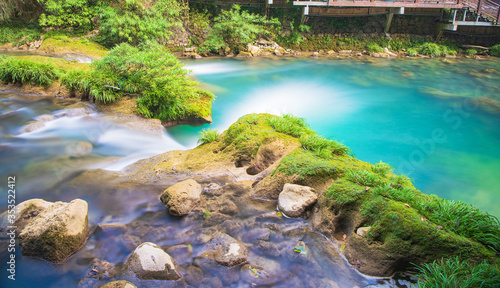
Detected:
left=63, top=41, right=214, bottom=121
left=366, top=43, right=384, bottom=53
left=98, top=0, right=186, bottom=47
left=37, top=0, right=101, bottom=30
left=466, top=49, right=477, bottom=55
left=198, top=129, right=220, bottom=145
left=491, top=44, right=500, bottom=56
left=0, top=23, right=42, bottom=46
left=200, top=5, right=279, bottom=53
left=276, top=149, right=339, bottom=178
left=418, top=42, right=456, bottom=57
left=371, top=161, right=392, bottom=176
left=416, top=257, right=500, bottom=288
left=345, top=169, right=381, bottom=187
left=0, top=56, right=58, bottom=85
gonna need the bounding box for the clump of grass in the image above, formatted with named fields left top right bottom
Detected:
left=371, top=161, right=392, bottom=176
left=375, top=183, right=500, bottom=252
left=345, top=169, right=381, bottom=187
left=300, top=134, right=351, bottom=158
left=406, top=47, right=419, bottom=57
left=197, top=128, right=219, bottom=145
left=266, top=114, right=309, bottom=137
left=0, top=56, right=58, bottom=86
left=419, top=43, right=445, bottom=57
left=0, top=24, right=42, bottom=46
left=416, top=257, right=500, bottom=288
left=366, top=43, right=384, bottom=53
left=466, top=49, right=477, bottom=55
left=491, top=44, right=500, bottom=56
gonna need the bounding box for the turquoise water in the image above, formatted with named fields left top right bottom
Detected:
left=170, top=57, right=500, bottom=218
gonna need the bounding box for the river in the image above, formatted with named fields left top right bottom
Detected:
left=0, top=56, right=499, bottom=287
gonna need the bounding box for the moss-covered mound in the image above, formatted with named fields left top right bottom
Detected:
left=134, top=113, right=499, bottom=277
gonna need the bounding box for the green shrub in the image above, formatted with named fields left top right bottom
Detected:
left=199, top=5, right=280, bottom=53
left=466, top=49, right=477, bottom=55
left=98, top=0, right=186, bottom=47
left=416, top=257, right=500, bottom=288
left=490, top=44, right=500, bottom=56
left=197, top=128, right=219, bottom=145
left=419, top=42, right=445, bottom=57
left=0, top=56, right=58, bottom=86
left=0, top=24, right=42, bottom=46
left=37, top=0, right=102, bottom=30
left=366, top=42, right=384, bottom=53
left=406, top=47, right=418, bottom=56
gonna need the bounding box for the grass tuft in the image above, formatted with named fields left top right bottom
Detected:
left=197, top=128, right=220, bottom=145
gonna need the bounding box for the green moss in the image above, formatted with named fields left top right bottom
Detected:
left=38, top=37, right=108, bottom=58
left=326, top=179, right=367, bottom=206
left=276, top=149, right=339, bottom=178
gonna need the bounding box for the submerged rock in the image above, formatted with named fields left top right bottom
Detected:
left=240, top=264, right=281, bottom=286
left=101, top=281, right=137, bottom=288
left=126, top=242, right=181, bottom=280
left=202, top=233, right=248, bottom=267
left=160, top=179, right=201, bottom=216
left=19, top=199, right=89, bottom=263
left=278, top=184, right=318, bottom=218
left=20, top=121, right=45, bottom=133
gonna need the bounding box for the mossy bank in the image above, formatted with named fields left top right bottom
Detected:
left=74, top=113, right=500, bottom=279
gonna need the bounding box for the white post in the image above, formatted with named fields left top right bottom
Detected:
left=462, top=10, right=466, bottom=21
left=305, top=6, right=309, bottom=15
left=452, top=10, right=457, bottom=23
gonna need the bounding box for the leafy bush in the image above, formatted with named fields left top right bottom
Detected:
left=366, top=42, right=384, bottom=53
left=37, top=0, right=101, bottom=30
left=98, top=0, right=186, bottom=47
left=0, top=56, right=58, bottom=85
left=62, top=41, right=214, bottom=121
left=491, top=44, right=500, bottom=56
left=419, top=43, right=445, bottom=57
left=466, top=49, right=477, bottom=55
left=416, top=257, right=500, bottom=288
left=406, top=48, right=418, bottom=56
left=199, top=5, right=279, bottom=53
left=198, top=128, right=219, bottom=145
left=0, top=24, right=42, bottom=46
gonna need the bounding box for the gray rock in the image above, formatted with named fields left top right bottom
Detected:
left=19, top=199, right=89, bottom=263
left=356, top=226, right=371, bottom=237
left=203, top=183, right=223, bottom=196
left=278, top=184, right=318, bottom=218
left=66, top=141, right=93, bottom=157
left=220, top=199, right=238, bottom=215
left=127, top=242, right=181, bottom=280
left=240, top=264, right=281, bottom=286
left=203, top=233, right=248, bottom=267
left=160, top=179, right=201, bottom=216
left=35, top=114, right=55, bottom=123
left=20, top=121, right=45, bottom=133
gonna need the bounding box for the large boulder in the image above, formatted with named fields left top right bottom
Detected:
left=278, top=184, right=318, bottom=218
left=160, top=179, right=201, bottom=216
left=202, top=233, right=248, bottom=267
left=0, top=198, right=53, bottom=233
left=18, top=199, right=89, bottom=263
left=126, top=242, right=181, bottom=280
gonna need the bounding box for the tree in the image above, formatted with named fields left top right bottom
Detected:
left=37, top=0, right=103, bottom=30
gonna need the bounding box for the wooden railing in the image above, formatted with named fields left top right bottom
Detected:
left=463, top=0, right=500, bottom=23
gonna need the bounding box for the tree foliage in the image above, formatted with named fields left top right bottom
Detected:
left=200, top=5, right=279, bottom=53
left=98, top=0, right=186, bottom=47
left=37, top=0, right=103, bottom=29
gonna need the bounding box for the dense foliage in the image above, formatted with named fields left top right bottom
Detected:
left=0, top=56, right=58, bottom=85
left=490, top=44, right=500, bottom=56
left=200, top=5, right=279, bottom=53
left=63, top=41, right=214, bottom=121
left=37, top=0, right=102, bottom=29
left=416, top=257, right=500, bottom=288
left=98, top=0, right=186, bottom=47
